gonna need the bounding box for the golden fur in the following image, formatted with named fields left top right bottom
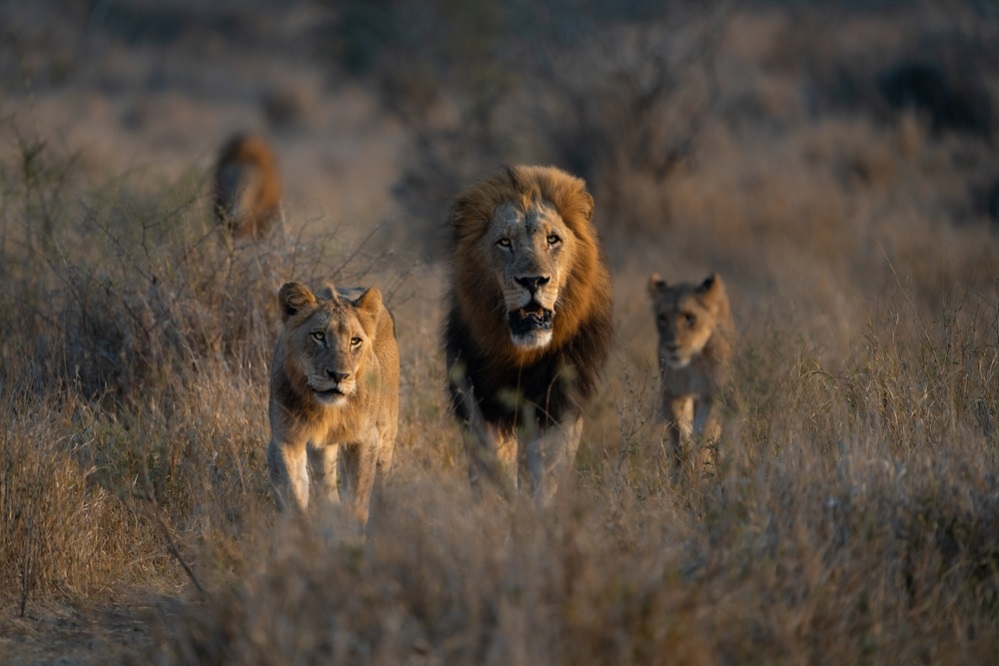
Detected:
left=648, top=272, right=734, bottom=470
left=267, top=282, right=399, bottom=525
left=443, top=165, right=613, bottom=501
left=212, top=133, right=282, bottom=240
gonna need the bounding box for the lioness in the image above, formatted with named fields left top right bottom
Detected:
left=212, top=133, right=282, bottom=240
left=648, top=272, right=734, bottom=471
left=267, top=282, right=399, bottom=525
left=443, top=165, right=613, bottom=503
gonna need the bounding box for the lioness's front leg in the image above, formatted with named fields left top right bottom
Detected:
left=309, top=443, right=341, bottom=508
left=521, top=414, right=584, bottom=505
left=268, top=439, right=309, bottom=513
left=338, top=430, right=381, bottom=526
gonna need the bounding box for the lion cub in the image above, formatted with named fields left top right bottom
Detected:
left=212, top=133, right=282, bottom=240
left=648, top=272, right=734, bottom=471
left=267, top=282, right=399, bottom=526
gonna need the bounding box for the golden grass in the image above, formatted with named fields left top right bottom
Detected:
left=2, top=4, right=998, bottom=664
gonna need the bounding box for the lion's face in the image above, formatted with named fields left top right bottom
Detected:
left=482, top=200, right=578, bottom=349
left=278, top=283, right=380, bottom=407
left=649, top=273, right=725, bottom=370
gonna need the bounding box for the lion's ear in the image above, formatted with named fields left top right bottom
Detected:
left=648, top=272, right=667, bottom=296
left=579, top=190, right=594, bottom=221
left=278, top=282, right=316, bottom=321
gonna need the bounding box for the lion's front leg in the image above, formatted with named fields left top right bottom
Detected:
left=462, top=424, right=517, bottom=501
left=268, top=439, right=309, bottom=513
left=691, top=396, right=714, bottom=441
left=521, top=414, right=584, bottom=505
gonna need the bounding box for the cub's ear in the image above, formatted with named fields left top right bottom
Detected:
left=648, top=272, right=667, bottom=297
left=696, top=273, right=725, bottom=301
left=278, top=282, right=316, bottom=321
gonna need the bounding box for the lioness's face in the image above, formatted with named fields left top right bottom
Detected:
left=279, top=284, right=377, bottom=407
left=649, top=276, right=720, bottom=370
left=484, top=201, right=577, bottom=349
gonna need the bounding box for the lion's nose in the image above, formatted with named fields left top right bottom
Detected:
left=327, top=369, right=351, bottom=383
left=515, top=275, right=550, bottom=293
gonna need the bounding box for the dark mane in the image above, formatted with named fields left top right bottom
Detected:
left=444, top=296, right=613, bottom=430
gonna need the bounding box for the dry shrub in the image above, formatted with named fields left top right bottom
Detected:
left=0, top=384, right=150, bottom=614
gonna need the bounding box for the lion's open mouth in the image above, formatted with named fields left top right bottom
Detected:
left=508, top=304, right=554, bottom=336
left=313, top=386, right=347, bottom=402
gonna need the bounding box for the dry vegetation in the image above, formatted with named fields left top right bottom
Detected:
left=2, top=1, right=999, bottom=664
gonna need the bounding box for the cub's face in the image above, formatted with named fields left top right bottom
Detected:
left=483, top=201, right=577, bottom=349
left=279, top=283, right=380, bottom=406
left=648, top=273, right=724, bottom=370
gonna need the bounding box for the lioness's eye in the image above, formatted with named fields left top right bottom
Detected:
left=684, top=313, right=696, bottom=326
left=311, top=331, right=325, bottom=342
left=547, top=234, right=561, bottom=246
left=497, top=238, right=511, bottom=248
left=350, top=337, right=362, bottom=347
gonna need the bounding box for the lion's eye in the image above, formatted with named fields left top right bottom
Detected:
left=547, top=234, right=561, bottom=246
left=311, top=331, right=325, bottom=342
left=684, top=313, right=696, bottom=327
left=350, top=337, right=362, bottom=347
left=497, top=238, right=512, bottom=249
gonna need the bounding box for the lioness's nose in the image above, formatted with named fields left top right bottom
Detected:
left=327, top=369, right=351, bottom=383
left=515, top=275, right=550, bottom=293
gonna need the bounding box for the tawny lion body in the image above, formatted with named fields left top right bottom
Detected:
left=267, top=282, right=399, bottom=525
left=212, top=133, right=282, bottom=240
left=648, top=273, right=734, bottom=471
left=443, top=165, right=613, bottom=503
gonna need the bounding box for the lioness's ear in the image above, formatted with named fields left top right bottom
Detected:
left=355, top=287, right=383, bottom=318
left=648, top=272, right=667, bottom=296
left=697, top=273, right=724, bottom=301
left=278, top=282, right=316, bottom=321
left=317, top=282, right=338, bottom=301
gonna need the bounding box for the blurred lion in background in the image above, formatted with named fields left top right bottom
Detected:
left=212, top=133, right=282, bottom=240
left=648, top=272, right=734, bottom=473
left=443, top=165, right=613, bottom=504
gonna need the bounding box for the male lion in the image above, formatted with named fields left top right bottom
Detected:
left=648, top=272, right=734, bottom=471
left=267, top=281, right=399, bottom=525
left=443, top=165, right=613, bottom=503
left=212, top=133, right=282, bottom=240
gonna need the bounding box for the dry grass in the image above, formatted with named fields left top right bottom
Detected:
left=2, top=2, right=999, bottom=664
